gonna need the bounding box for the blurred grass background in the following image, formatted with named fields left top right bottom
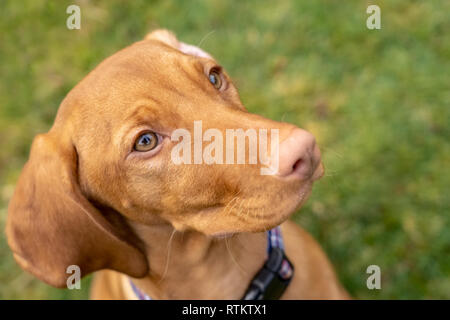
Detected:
left=0, top=0, right=449, bottom=299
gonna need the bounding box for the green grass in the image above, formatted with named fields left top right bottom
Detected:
left=0, top=0, right=449, bottom=299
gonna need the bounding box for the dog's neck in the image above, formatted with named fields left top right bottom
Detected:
left=128, top=222, right=267, bottom=299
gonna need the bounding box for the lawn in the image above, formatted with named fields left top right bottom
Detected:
left=0, top=0, right=448, bottom=299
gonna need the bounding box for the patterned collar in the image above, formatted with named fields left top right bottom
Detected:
left=129, top=226, right=294, bottom=300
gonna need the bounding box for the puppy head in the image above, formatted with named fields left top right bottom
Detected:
left=7, top=29, right=323, bottom=286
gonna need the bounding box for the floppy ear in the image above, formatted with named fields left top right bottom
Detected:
left=6, top=132, right=148, bottom=288
left=145, top=29, right=213, bottom=59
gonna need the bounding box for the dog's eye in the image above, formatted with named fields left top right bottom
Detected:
left=208, top=70, right=222, bottom=89
left=134, top=132, right=158, bottom=152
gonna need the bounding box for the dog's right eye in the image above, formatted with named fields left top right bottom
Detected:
left=134, top=132, right=158, bottom=152
left=208, top=70, right=222, bottom=89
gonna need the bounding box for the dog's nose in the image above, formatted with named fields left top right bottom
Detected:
left=276, top=128, right=323, bottom=180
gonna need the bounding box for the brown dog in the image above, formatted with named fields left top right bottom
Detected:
left=6, top=30, right=348, bottom=299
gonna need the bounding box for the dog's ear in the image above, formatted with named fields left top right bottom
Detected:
left=145, top=29, right=180, bottom=48
left=6, top=132, right=148, bottom=288
left=145, top=29, right=213, bottom=59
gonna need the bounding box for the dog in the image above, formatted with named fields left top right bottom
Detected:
left=6, top=29, right=349, bottom=299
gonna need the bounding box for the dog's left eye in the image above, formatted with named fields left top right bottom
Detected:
left=134, top=132, right=158, bottom=152
left=208, top=70, right=222, bottom=89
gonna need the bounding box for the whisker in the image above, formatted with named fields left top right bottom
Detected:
left=320, top=145, right=344, bottom=159
left=197, top=30, right=216, bottom=48
left=223, top=194, right=240, bottom=217
left=225, top=237, right=248, bottom=276
left=235, top=196, right=247, bottom=218
left=159, top=228, right=177, bottom=283
left=229, top=183, right=253, bottom=217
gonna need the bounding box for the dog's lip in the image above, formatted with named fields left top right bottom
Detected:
left=211, top=231, right=235, bottom=239
left=311, top=162, right=325, bottom=181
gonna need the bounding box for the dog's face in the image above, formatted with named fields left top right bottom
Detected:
left=7, top=30, right=323, bottom=286
left=70, top=30, right=322, bottom=235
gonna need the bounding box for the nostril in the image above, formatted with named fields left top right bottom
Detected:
left=291, top=154, right=312, bottom=178
left=292, top=158, right=303, bottom=172
left=276, top=128, right=320, bottom=178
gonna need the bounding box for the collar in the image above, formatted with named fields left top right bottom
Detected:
left=128, top=226, right=294, bottom=300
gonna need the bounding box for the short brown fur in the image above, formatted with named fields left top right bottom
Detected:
left=6, top=30, right=348, bottom=299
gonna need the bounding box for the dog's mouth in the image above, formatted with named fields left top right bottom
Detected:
left=311, top=162, right=325, bottom=182
left=204, top=185, right=314, bottom=236
left=173, top=164, right=322, bottom=237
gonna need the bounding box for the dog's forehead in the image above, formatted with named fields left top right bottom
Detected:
left=101, top=41, right=201, bottom=84
left=96, top=41, right=210, bottom=112
left=61, top=40, right=208, bottom=115
left=56, top=40, right=215, bottom=142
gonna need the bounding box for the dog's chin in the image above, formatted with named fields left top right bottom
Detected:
left=188, top=178, right=316, bottom=238
left=207, top=184, right=314, bottom=237
left=252, top=180, right=315, bottom=232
